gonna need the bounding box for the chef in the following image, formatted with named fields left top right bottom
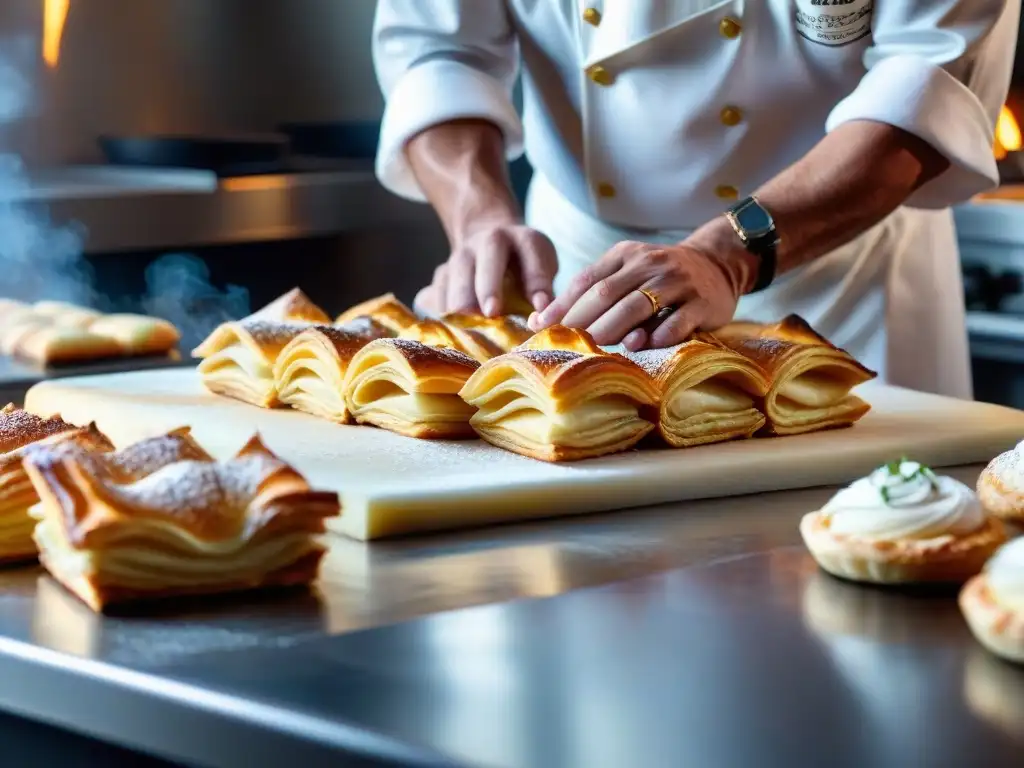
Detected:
left=371, top=1, right=1020, bottom=399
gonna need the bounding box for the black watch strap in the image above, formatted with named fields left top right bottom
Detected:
left=724, top=196, right=779, bottom=294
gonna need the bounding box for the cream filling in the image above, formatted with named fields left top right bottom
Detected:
left=823, top=461, right=985, bottom=541
left=474, top=394, right=643, bottom=448
left=34, top=516, right=316, bottom=589
left=985, top=537, right=1024, bottom=612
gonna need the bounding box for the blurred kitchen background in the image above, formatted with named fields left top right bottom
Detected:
left=1, top=0, right=1024, bottom=407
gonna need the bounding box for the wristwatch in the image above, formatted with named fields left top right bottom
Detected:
left=724, top=196, right=779, bottom=293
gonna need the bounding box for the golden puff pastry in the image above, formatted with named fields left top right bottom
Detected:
left=335, top=293, right=418, bottom=334
left=22, top=430, right=338, bottom=612
left=87, top=314, right=181, bottom=357
left=6, top=321, right=125, bottom=365
left=398, top=319, right=504, bottom=364
left=626, top=333, right=770, bottom=448
left=460, top=344, right=660, bottom=462
left=515, top=325, right=605, bottom=356
left=976, top=441, right=1024, bottom=525
left=442, top=313, right=533, bottom=352
left=194, top=318, right=313, bottom=408
left=274, top=324, right=392, bottom=422
left=343, top=338, right=480, bottom=439
left=249, top=287, right=331, bottom=324
left=713, top=314, right=875, bottom=436
left=31, top=300, right=103, bottom=329
left=0, top=405, right=113, bottom=563
left=960, top=537, right=1024, bottom=664
left=800, top=460, right=1007, bottom=585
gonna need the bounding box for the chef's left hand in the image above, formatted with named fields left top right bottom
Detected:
left=528, top=240, right=755, bottom=351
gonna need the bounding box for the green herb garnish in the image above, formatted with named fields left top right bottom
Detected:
left=878, top=457, right=938, bottom=505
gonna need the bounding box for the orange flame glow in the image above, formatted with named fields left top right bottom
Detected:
left=995, top=104, right=1022, bottom=161
left=43, top=0, right=70, bottom=69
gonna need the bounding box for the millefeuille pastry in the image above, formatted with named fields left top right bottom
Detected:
left=713, top=314, right=875, bottom=435
left=335, top=293, right=418, bottom=334
left=274, top=323, right=393, bottom=422
left=31, top=300, right=103, bottom=329
left=22, top=429, right=339, bottom=612
left=193, top=288, right=331, bottom=407
left=459, top=326, right=659, bottom=462
left=0, top=404, right=112, bottom=563
left=516, top=325, right=605, bottom=355
left=87, top=314, right=181, bottom=357
left=5, top=321, right=125, bottom=365
left=398, top=319, right=504, bottom=363
left=800, top=459, right=1007, bottom=585
left=976, top=440, right=1024, bottom=525
left=960, top=537, right=1024, bottom=664
left=625, top=333, right=770, bottom=447
left=343, top=338, right=480, bottom=438
left=443, top=313, right=532, bottom=352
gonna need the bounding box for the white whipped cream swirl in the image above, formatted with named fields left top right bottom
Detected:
left=986, top=537, right=1024, bottom=612
left=823, top=460, right=985, bottom=541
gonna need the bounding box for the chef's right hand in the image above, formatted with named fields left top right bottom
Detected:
left=414, top=221, right=557, bottom=317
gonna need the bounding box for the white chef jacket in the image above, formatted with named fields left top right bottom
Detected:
left=372, top=0, right=1020, bottom=399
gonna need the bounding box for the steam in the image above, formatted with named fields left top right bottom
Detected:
left=141, top=254, right=250, bottom=350
left=0, top=34, right=92, bottom=305
left=0, top=36, right=250, bottom=350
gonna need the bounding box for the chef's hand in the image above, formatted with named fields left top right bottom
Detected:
left=528, top=239, right=756, bottom=350
left=414, top=220, right=557, bottom=317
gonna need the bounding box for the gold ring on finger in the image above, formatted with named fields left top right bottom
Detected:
left=637, top=287, right=662, bottom=316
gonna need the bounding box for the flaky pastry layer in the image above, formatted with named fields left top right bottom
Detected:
left=460, top=348, right=659, bottom=461
left=399, top=319, right=503, bottom=363
left=800, top=511, right=1007, bottom=585
left=960, top=575, right=1024, bottom=664
left=627, top=338, right=770, bottom=448
left=274, top=326, right=383, bottom=422
left=713, top=314, right=875, bottom=435
left=442, top=313, right=532, bottom=352
left=343, top=338, right=479, bottom=438
left=335, top=293, right=418, bottom=333
left=22, top=430, right=338, bottom=611
left=515, top=325, right=605, bottom=355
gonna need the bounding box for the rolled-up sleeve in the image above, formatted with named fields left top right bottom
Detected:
left=372, top=1, right=525, bottom=201
left=824, top=0, right=1020, bottom=208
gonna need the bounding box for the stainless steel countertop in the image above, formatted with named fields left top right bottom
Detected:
left=1, top=463, right=1020, bottom=766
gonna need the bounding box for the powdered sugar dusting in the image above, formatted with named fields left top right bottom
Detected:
left=986, top=442, right=1024, bottom=492
left=517, top=349, right=581, bottom=369
left=625, top=346, right=681, bottom=378
left=334, top=316, right=393, bottom=340
left=0, top=405, right=73, bottom=454
left=239, top=319, right=313, bottom=347
left=105, top=432, right=214, bottom=481
left=385, top=338, right=479, bottom=370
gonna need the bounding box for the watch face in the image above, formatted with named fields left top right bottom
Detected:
left=736, top=202, right=774, bottom=240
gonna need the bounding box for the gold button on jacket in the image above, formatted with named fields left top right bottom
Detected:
left=586, top=65, right=614, bottom=86
left=715, top=185, right=739, bottom=200
left=720, top=106, right=743, bottom=126
left=719, top=18, right=742, bottom=39
left=582, top=7, right=602, bottom=26
left=596, top=182, right=617, bottom=198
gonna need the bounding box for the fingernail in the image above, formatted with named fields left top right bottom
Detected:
left=531, top=291, right=550, bottom=311
left=483, top=297, right=499, bottom=317
left=527, top=311, right=542, bottom=331
left=623, top=329, right=646, bottom=351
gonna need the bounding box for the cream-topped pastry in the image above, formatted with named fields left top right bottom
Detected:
left=800, top=460, right=1006, bottom=585
left=960, top=537, right=1024, bottom=664
left=977, top=440, right=1024, bottom=524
